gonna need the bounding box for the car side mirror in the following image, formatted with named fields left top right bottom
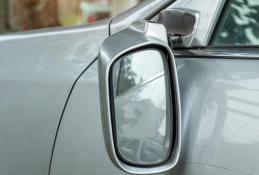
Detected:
left=98, top=21, right=181, bottom=174
left=158, top=9, right=196, bottom=36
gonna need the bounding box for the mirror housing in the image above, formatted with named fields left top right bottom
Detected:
left=98, top=21, right=181, bottom=174
left=158, top=9, right=196, bottom=36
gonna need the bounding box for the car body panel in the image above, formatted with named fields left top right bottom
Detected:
left=173, top=57, right=259, bottom=175
left=51, top=55, right=259, bottom=175
left=0, top=20, right=109, bottom=175
left=1, top=0, right=259, bottom=175
left=49, top=62, right=127, bottom=175
left=110, top=0, right=173, bottom=34
left=110, top=0, right=226, bottom=47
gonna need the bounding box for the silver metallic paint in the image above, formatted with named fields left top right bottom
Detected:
left=172, top=57, right=259, bottom=175
left=98, top=21, right=181, bottom=174
left=49, top=0, right=259, bottom=174
left=51, top=55, right=259, bottom=175
left=1, top=0, right=258, bottom=175
left=0, top=1, right=179, bottom=174
left=110, top=0, right=173, bottom=35
left=49, top=62, right=128, bottom=175
left=110, top=0, right=225, bottom=47
left=0, top=20, right=109, bottom=175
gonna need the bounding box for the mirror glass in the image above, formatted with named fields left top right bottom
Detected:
left=111, top=49, right=172, bottom=166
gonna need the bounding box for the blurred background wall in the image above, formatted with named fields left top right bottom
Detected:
left=0, top=0, right=144, bottom=34
left=0, top=0, right=8, bottom=33
left=112, top=0, right=138, bottom=16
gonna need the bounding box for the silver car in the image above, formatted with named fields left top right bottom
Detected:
left=0, top=0, right=258, bottom=175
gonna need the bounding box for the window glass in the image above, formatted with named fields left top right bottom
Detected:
left=212, top=0, right=259, bottom=45
left=0, top=0, right=145, bottom=35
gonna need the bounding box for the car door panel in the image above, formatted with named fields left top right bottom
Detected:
left=0, top=21, right=109, bottom=175
left=49, top=62, right=127, bottom=175
left=175, top=56, right=259, bottom=175
left=1, top=0, right=259, bottom=174
left=50, top=51, right=259, bottom=175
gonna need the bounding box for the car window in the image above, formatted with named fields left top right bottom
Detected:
left=0, top=0, right=145, bottom=35
left=211, top=0, right=259, bottom=45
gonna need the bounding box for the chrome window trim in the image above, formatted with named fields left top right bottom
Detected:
left=174, top=47, right=259, bottom=59
left=98, top=21, right=181, bottom=174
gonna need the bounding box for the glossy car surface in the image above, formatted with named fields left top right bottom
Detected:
left=1, top=0, right=259, bottom=174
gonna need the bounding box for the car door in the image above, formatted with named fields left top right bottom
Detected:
left=0, top=21, right=110, bottom=175
left=49, top=0, right=259, bottom=175
left=172, top=0, right=259, bottom=174
left=0, top=1, right=174, bottom=175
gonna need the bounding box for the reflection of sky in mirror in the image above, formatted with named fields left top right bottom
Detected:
left=113, top=49, right=165, bottom=96
left=125, top=50, right=164, bottom=85
left=117, top=76, right=166, bottom=110
left=137, top=76, right=166, bottom=110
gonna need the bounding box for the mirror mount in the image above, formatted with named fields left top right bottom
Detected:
left=157, top=8, right=199, bottom=47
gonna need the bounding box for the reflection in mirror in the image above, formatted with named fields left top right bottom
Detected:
left=111, top=49, right=172, bottom=166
